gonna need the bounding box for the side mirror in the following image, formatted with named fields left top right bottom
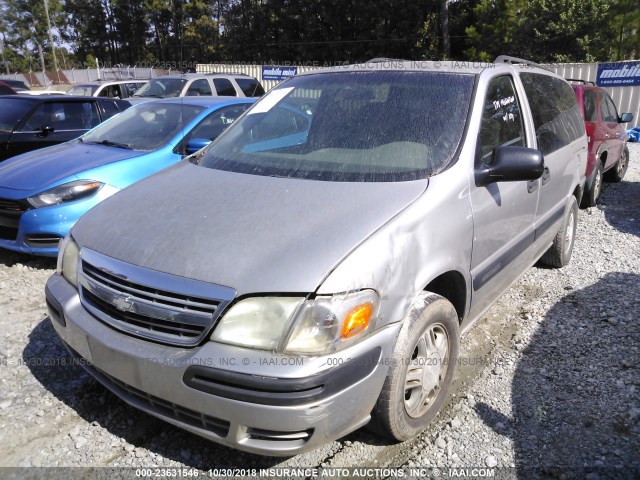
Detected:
left=475, top=146, right=544, bottom=186
left=185, top=138, right=212, bottom=155
left=619, top=112, right=633, bottom=124
left=36, top=125, right=55, bottom=138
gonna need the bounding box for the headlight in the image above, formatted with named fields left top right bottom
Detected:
left=284, top=290, right=379, bottom=353
left=210, top=297, right=303, bottom=350
left=210, top=290, right=379, bottom=354
left=27, top=180, right=104, bottom=208
left=57, top=235, right=80, bottom=287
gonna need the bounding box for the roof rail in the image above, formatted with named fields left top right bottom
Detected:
left=494, top=55, right=552, bottom=71
left=566, top=78, right=595, bottom=85
left=366, top=57, right=409, bottom=63
left=204, top=72, right=252, bottom=77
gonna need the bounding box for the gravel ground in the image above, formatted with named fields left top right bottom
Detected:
left=0, top=144, right=638, bottom=479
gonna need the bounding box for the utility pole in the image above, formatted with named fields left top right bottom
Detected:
left=43, top=0, right=58, bottom=71
left=0, top=33, right=10, bottom=75
left=441, top=0, right=450, bottom=59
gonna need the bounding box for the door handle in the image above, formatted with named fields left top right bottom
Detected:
left=541, top=167, right=551, bottom=185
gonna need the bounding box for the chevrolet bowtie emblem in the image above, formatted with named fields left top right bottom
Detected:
left=112, top=295, right=136, bottom=313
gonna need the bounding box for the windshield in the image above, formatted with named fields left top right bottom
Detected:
left=81, top=102, right=204, bottom=151
left=134, top=78, right=187, bottom=98
left=67, top=84, right=98, bottom=96
left=0, top=99, right=34, bottom=132
left=198, top=71, right=475, bottom=182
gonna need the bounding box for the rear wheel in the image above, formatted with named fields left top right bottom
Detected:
left=540, top=196, right=578, bottom=268
left=581, top=162, right=603, bottom=208
left=370, top=292, right=459, bottom=441
left=604, top=146, right=629, bottom=183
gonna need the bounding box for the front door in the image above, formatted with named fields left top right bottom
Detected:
left=469, top=75, right=539, bottom=317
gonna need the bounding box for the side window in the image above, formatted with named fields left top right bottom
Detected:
left=180, top=105, right=250, bottom=153
left=186, top=79, right=212, bottom=96
left=520, top=73, right=583, bottom=155
left=20, top=102, right=99, bottom=131
left=600, top=93, right=618, bottom=122
left=236, top=78, right=265, bottom=97
left=100, top=100, right=123, bottom=120
left=583, top=90, right=597, bottom=122
left=477, top=76, right=526, bottom=164
left=213, top=78, right=237, bottom=97
left=124, top=83, right=142, bottom=97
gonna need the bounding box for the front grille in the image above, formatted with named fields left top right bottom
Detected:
left=0, top=198, right=26, bottom=240
left=25, top=233, right=62, bottom=247
left=78, top=248, right=235, bottom=347
left=83, top=288, right=207, bottom=338
left=63, top=343, right=230, bottom=438
left=98, top=367, right=230, bottom=438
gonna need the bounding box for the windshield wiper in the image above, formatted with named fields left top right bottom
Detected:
left=93, top=139, right=133, bottom=149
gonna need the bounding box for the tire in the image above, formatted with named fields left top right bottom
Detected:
left=581, top=162, right=603, bottom=208
left=370, top=292, right=459, bottom=441
left=539, top=196, right=578, bottom=268
left=604, top=146, right=629, bottom=183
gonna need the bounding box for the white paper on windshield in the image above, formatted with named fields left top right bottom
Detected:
left=248, top=87, right=294, bottom=114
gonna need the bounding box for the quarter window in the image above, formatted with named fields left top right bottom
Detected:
left=478, top=76, right=526, bottom=164
left=583, top=90, right=597, bottom=121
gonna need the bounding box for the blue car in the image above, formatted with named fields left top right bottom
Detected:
left=0, top=97, right=254, bottom=256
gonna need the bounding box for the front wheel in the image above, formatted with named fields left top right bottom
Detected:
left=370, top=292, right=459, bottom=441
left=604, top=146, right=629, bottom=183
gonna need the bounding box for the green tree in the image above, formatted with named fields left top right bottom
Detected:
left=62, top=0, right=113, bottom=66
left=2, top=0, right=65, bottom=71
left=514, top=0, right=611, bottom=62
left=609, top=0, right=640, bottom=60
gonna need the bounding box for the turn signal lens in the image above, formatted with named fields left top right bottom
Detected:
left=341, top=303, right=374, bottom=339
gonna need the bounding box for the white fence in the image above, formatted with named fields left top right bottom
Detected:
left=198, top=62, right=640, bottom=129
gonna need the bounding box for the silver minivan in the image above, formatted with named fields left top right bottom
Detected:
left=45, top=58, right=587, bottom=455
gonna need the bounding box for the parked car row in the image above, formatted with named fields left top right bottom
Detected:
left=0, top=59, right=635, bottom=457
left=1, top=73, right=265, bottom=101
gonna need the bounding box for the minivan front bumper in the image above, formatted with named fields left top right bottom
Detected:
left=45, top=273, right=400, bottom=456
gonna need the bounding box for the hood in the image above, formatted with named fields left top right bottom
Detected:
left=0, top=142, right=146, bottom=192
left=72, top=161, right=428, bottom=295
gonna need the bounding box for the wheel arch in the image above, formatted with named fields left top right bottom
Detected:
left=424, top=270, right=468, bottom=324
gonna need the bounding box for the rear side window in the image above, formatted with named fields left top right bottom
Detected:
left=213, top=78, right=237, bottom=96
left=236, top=78, right=265, bottom=97
left=0, top=99, right=33, bottom=132
left=186, top=79, right=213, bottom=96
left=100, top=100, right=124, bottom=119
left=478, top=75, right=526, bottom=163
left=520, top=73, right=583, bottom=155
